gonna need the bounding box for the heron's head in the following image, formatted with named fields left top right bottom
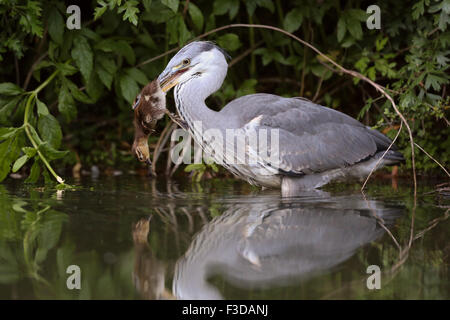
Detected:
left=158, top=41, right=230, bottom=93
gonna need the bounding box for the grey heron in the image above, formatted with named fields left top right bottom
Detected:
left=158, top=41, right=404, bottom=194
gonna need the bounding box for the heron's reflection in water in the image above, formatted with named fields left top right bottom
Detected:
left=133, top=191, right=404, bottom=300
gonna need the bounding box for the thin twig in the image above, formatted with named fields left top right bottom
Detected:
left=136, top=47, right=180, bottom=68
left=312, top=75, right=324, bottom=102
left=23, top=53, right=49, bottom=90
left=414, top=142, right=450, bottom=177
left=361, top=191, right=402, bottom=252
left=413, top=209, right=449, bottom=241
left=182, top=0, right=190, bottom=18
left=229, top=40, right=264, bottom=67
left=166, top=135, right=175, bottom=176
left=361, top=122, right=403, bottom=190
left=151, top=122, right=176, bottom=175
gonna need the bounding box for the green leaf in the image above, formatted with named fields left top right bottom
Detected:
left=48, top=7, right=64, bottom=45
left=38, top=114, right=62, bottom=149
left=161, top=0, right=179, bottom=13
left=125, top=68, right=149, bottom=86
left=18, top=1, right=43, bottom=37
left=27, top=125, right=43, bottom=146
left=118, top=0, right=140, bottom=25
left=216, top=33, right=241, bottom=51
left=436, top=53, right=450, bottom=66
left=0, top=144, right=11, bottom=182
left=337, top=17, right=346, bottom=42
left=376, top=37, right=389, bottom=51
left=367, top=66, right=376, bottom=80
left=12, top=155, right=29, bottom=173
left=355, top=56, right=370, bottom=72
left=347, top=9, right=367, bottom=22
left=141, top=1, right=175, bottom=23
left=55, top=63, right=78, bottom=76
left=188, top=2, right=204, bottom=31
left=100, top=58, right=117, bottom=75
left=64, top=78, right=93, bottom=103
left=425, top=73, right=446, bottom=91
left=254, top=48, right=272, bottom=65
left=0, top=96, right=22, bottom=124
left=341, top=37, right=356, bottom=48
left=71, top=36, right=93, bottom=81
left=0, top=127, right=21, bottom=140
left=284, top=8, right=303, bottom=33
left=246, top=0, right=274, bottom=15
left=120, top=73, right=140, bottom=104
left=177, top=17, right=191, bottom=45
left=258, top=0, right=274, bottom=13
left=96, top=39, right=135, bottom=65
left=438, top=12, right=449, bottom=31
left=58, top=84, right=77, bottom=121
left=228, top=0, right=240, bottom=19
left=213, top=0, right=229, bottom=15
left=0, top=83, right=24, bottom=96
left=36, top=97, right=49, bottom=116
left=94, top=2, right=108, bottom=20
left=311, top=64, right=332, bottom=79
left=412, top=0, right=425, bottom=20
left=39, top=143, right=68, bottom=161
left=96, top=57, right=117, bottom=90
left=143, top=0, right=152, bottom=12
left=184, top=163, right=205, bottom=172
left=236, top=79, right=258, bottom=97
left=209, top=163, right=219, bottom=173
left=97, top=66, right=114, bottom=90
left=86, top=72, right=104, bottom=102
left=0, top=138, right=20, bottom=182
left=22, top=147, right=36, bottom=158
left=347, top=18, right=363, bottom=40
left=25, top=159, right=40, bottom=183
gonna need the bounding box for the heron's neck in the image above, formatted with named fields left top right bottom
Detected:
left=174, top=71, right=230, bottom=131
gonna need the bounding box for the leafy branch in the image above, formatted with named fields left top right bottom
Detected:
left=22, top=69, right=64, bottom=185
left=0, top=64, right=70, bottom=186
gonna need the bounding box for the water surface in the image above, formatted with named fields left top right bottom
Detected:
left=0, top=176, right=448, bottom=299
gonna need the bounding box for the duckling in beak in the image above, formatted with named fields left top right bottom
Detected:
left=131, top=79, right=189, bottom=167
left=131, top=80, right=166, bottom=166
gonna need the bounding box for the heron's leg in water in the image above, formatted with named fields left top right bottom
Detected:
left=165, top=110, right=188, bottom=130
left=281, top=174, right=336, bottom=196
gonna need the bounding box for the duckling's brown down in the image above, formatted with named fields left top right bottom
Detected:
left=131, top=80, right=166, bottom=165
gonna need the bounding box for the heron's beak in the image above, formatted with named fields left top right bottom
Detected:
left=158, top=67, right=189, bottom=92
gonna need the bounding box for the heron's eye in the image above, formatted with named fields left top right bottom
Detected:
left=182, top=58, right=190, bottom=66
left=132, top=94, right=141, bottom=110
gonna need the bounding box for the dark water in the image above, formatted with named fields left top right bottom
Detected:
left=0, top=176, right=448, bottom=299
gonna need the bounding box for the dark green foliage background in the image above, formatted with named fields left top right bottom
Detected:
left=0, top=0, right=449, bottom=184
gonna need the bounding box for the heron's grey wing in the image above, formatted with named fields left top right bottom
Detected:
left=221, top=94, right=389, bottom=174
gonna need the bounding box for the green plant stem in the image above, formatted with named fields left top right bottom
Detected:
left=23, top=69, right=64, bottom=184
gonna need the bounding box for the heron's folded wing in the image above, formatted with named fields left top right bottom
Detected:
left=242, top=99, right=378, bottom=175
